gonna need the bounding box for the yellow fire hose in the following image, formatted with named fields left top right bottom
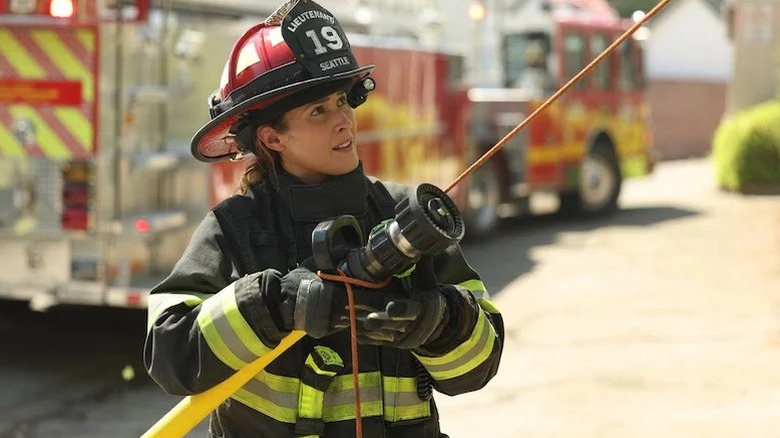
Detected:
left=140, top=331, right=306, bottom=438
left=141, top=1, right=671, bottom=436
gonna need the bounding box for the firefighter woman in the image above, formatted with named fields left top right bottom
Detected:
left=144, top=1, right=504, bottom=437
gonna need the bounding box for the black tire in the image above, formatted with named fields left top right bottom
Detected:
left=463, top=160, right=502, bottom=239
left=559, top=144, right=622, bottom=216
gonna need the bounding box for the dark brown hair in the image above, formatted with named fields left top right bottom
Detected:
left=238, top=114, right=288, bottom=195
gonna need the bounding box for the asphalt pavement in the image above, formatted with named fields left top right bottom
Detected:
left=0, top=158, right=777, bottom=438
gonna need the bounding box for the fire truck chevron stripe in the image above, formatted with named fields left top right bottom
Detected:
left=38, top=107, right=87, bottom=156
left=31, top=30, right=93, bottom=102
left=59, top=30, right=93, bottom=69
left=0, top=27, right=96, bottom=158
left=0, top=30, right=45, bottom=78
left=413, top=309, right=496, bottom=380
left=9, top=106, right=71, bottom=158
left=0, top=48, right=17, bottom=77
left=0, top=119, right=24, bottom=156
left=54, top=107, right=91, bottom=151
left=76, top=29, right=95, bottom=53
left=0, top=107, right=39, bottom=155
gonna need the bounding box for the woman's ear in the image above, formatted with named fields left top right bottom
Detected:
left=257, top=125, right=285, bottom=152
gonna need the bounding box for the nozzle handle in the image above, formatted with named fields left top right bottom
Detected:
left=311, top=215, right=365, bottom=273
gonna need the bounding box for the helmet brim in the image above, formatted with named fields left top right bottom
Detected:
left=191, top=65, right=374, bottom=163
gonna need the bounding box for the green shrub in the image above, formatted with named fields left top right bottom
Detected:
left=712, top=100, right=780, bottom=192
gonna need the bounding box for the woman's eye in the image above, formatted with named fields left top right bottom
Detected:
left=337, top=96, right=348, bottom=106
left=311, top=106, right=324, bottom=116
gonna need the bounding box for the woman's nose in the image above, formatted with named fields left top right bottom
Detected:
left=333, top=107, right=353, bottom=131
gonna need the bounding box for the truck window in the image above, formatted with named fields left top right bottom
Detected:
left=619, top=40, right=636, bottom=91
left=563, top=32, right=586, bottom=89
left=448, top=54, right=466, bottom=86
left=502, top=33, right=550, bottom=89
left=590, top=34, right=611, bottom=90
left=634, top=42, right=646, bottom=90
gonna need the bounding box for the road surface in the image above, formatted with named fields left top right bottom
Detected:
left=0, top=158, right=777, bottom=437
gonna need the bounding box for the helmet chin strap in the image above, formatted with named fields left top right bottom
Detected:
left=234, top=124, right=257, bottom=156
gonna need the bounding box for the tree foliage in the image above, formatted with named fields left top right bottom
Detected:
left=712, top=100, right=780, bottom=192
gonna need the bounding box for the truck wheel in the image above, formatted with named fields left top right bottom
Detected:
left=464, top=161, right=501, bottom=239
left=559, top=145, right=621, bottom=216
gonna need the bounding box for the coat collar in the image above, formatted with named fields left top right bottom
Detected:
left=270, top=162, right=369, bottom=224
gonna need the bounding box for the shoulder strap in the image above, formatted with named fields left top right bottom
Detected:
left=211, top=194, right=257, bottom=276
left=211, top=182, right=293, bottom=275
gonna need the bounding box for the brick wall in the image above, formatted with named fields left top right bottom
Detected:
left=647, top=80, right=727, bottom=160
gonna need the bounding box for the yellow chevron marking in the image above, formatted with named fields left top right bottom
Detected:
left=9, top=106, right=71, bottom=159
left=76, top=29, right=95, bottom=53
left=0, top=30, right=45, bottom=78
left=54, top=107, right=92, bottom=152
left=31, top=30, right=93, bottom=102
left=0, top=120, right=25, bottom=156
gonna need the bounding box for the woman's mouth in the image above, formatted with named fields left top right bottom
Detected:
left=333, top=140, right=353, bottom=151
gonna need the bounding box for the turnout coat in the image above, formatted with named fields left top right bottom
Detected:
left=144, top=166, right=504, bottom=438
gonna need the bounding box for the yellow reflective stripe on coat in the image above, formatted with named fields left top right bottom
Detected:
left=196, top=283, right=274, bottom=371
left=230, top=371, right=430, bottom=423
left=413, top=309, right=496, bottom=381
left=382, top=376, right=430, bottom=421
left=233, top=370, right=300, bottom=423
left=322, top=372, right=383, bottom=421
left=298, top=347, right=344, bottom=437
left=459, top=279, right=500, bottom=314
left=146, top=292, right=208, bottom=331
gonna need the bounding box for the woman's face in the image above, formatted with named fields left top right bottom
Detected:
left=259, top=90, right=358, bottom=183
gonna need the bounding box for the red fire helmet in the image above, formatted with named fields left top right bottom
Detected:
left=191, top=0, right=375, bottom=162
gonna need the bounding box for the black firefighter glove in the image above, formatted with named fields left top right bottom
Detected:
left=356, top=255, right=481, bottom=353
left=358, top=288, right=449, bottom=350
left=356, top=255, right=447, bottom=350
left=270, top=266, right=352, bottom=339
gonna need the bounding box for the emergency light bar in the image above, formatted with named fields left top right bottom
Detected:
left=49, top=0, right=73, bottom=17
left=1, top=0, right=149, bottom=22
left=4, top=0, right=71, bottom=16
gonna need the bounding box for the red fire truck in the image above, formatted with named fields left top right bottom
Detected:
left=462, top=0, right=654, bottom=232
left=0, top=0, right=652, bottom=310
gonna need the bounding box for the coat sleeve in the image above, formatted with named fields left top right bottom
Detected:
left=143, top=211, right=287, bottom=395
left=412, top=243, right=505, bottom=396
left=377, top=179, right=504, bottom=396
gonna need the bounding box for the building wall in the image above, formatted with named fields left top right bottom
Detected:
left=648, top=80, right=727, bottom=160
left=643, top=0, right=732, bottom=159
left=645, top=0, right=734, bottom=81
left=727, top=0, right=780, bottom=112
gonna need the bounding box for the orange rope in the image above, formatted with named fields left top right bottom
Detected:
left=343, top=272, right=363, bottom=438
left=445, top=0, right=673, bottom=194
left=318, top=270, right=390, bottom=438
left=317, top=272, right=392, bottom=289
left=312, top=3, right=675, bottom=436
